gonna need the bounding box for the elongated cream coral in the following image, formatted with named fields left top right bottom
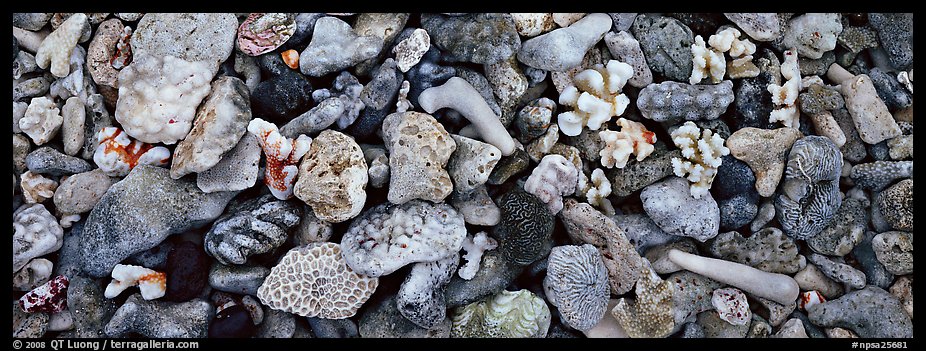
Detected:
left=247, top=118, right=312, bottom=200
left=768, top=50, right=802, bottom=128
left=93, top=127, right=171, bottom=177
left=104, top=264, right=167, bottom=301
left=35, top=13, right=86, bottom=77
left=557, top=60, right=633, bottom=137
left=670, top=122, right=730, bottom=198
left=598, top=117, right=656, bottom=169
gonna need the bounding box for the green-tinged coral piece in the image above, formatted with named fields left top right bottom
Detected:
left=450, top=289, right=550, bottom=338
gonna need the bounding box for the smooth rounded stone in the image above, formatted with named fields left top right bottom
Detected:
left=636, top=80, right=734, bottom=123
left=871, top=232, right=913, bottom=275
left=878, top=179, right=912, bottom=231
left=604, top=30, right=653, bottom=88
left=605, top=145, right=682, bottom=197
left=255, top=308, right=297, bottom=338
left=771, top=318, right=809, bottom=338
left=13, top=300, right=48, bottom=338
left=607, top=13, right=638, bottom=32
left=868, top=68, right=912, bottom=111
left=307, top=317, right=359, bottom=338
left=381, top=111, right=456, bottom=204
left=517, top=13, right=610, bottom=71
left=197, top=133, right=261, bottom=193
left=836, top=73, right=901, bottom=145
left=79, top=166, right=238, bottom=278
left=421, top=13, right=519, bottom=65
left=717, top=194, right=758, bottom=231
left=447, top=135, right=501, bottom=194
left=868, top=13, right=913, bottom=70
left=850, top=161, right=913, bottom=191
left=494, top=188, right=555, bottom=266
left=696, top=311, right=749, bottom=338
left=60, top=97, right=85, bottom=156
left=250, top=70, right=313, bottom=123
left=445, top=249, right=524, bottom=308
left=806, top=194, right=868, bottom=256
left=170, top=76, right=252, bottom=179
left=806, top=253, right=867, bottom=290
left=775, top=136, right=843, bottom=240
left=726, top=127, right=803, bottom=197
left=360, top=295, right=451, bottom=338
left=299, top=17, right=382, bottom=77
left=631, top=14, right=694, bottom=82
left=808, top=286, right=912, bottom=338
left=487, top=146, right=530, bottom=185
left=515, top=98, right=555, bottom=143
left=712, top=155, right=759, bottom=230
left=131, top=13, right=237, bottom=74
left=730, top=50, right=779, bottom=130
left=709, top=228, right=805, bottom=274
left=723, top=13, right=783, bottom=41
left=208, top=305, right=256, bottom=338
left=209, top=263, right=270, bottom=296
left=205, top=195, right=302, bottom=265
left=449, top=185, right=501, bottom=226
left=163, top=241, right=210, bottom=302
left=13, top=76, right=52, bottom=101
left=795, top=264, right=845, bottom=300
left=294, top=130, right=367, bottom=223
left=105, top=294, right=214, bottom=338
left=777, top=13, right=842, bottom=60
left=257, top=51, right=294, bottom=78
left=613, top=214, right=678, bottom=256
left=52, top=169, right=114, bottom=215
left=641, top=176, right=720, bottom=242
left=47, top=309, right=75, bottom=332
left=670, top=271, right=723, bottom=326
left=852, top=231, right=896, bottom=289
left=347, top=58, right=403, bottom=140
left=13, top=13, right=53, bottom=31
left=25, top=146, right=92, bottom=176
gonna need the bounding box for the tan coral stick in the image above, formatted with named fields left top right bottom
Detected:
left=418, top=77, right=517, bottom=156
left=667, top=249, right=799, bottom=305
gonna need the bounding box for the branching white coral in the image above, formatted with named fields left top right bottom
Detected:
left=93, top=127, right=171, bottom=177
left=670, top=121, right=730, bottom=199
left=35, top=13, right=86, bottom=78
left=598, top=118, right=657, bottom=169
left=690, top=35, right=726, bottom=85
left=20, top=171, right=58, bottom=204
left=709, top=28, right=756, bottom=58
left=524, top=154, right=579, bottom=215
left=248, top=118, right=312, bottom=200
left=458, top=232, right=498, bottom=280
left=104, top=264, right=166, bottom=301
left=768, top=49, right=802, bottom=128
left=584, top=168, right=614, bottom=215
left=557, top=60, right=633, bottom=137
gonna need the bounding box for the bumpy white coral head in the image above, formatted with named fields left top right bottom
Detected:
left=458, top=231, right=498, bottom=280
left=93, top=127, right=171, bottom=177
left=257, top=242, right=379, bottom=319
left=13, top=204, right=65, bottom=273
left=35, top=13, right=87, bottom=78
left=450, top=289, right=551, bottom=338
left=524, top=154, right=579, bottom=215
left=104, top=264, right=166, bottom=301
left=557, top=60, right=633, bottom=137
left=20, top=96, right=64, bottom=146
left=708, top=28, right=740, bottom=53
left=690, top=35, right=727, bottom=85
left=780, top=49, right=800, bottom=81
left=598, top=118, right=657, bottom=169
left=670, top=122, right=730, bottom=198
left=20, top=171, right=58, bottom=204
left=248, top=118, right=312, bottom=200
left=711, top=287, right=751, bottom=326
left=115, top=53, right=213, bottom=145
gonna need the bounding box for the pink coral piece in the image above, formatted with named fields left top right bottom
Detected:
left=237, top=13, right=296, bottom=56
left=19, top=275, right=69, bottom=313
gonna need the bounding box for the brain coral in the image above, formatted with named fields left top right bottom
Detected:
left=257, top=243, right=378, bottom=319
left=493, top=189, right=555, bottom=266
left=543, top=244, right=610, bottom=331
left=450, top=289, right=551, bottom=338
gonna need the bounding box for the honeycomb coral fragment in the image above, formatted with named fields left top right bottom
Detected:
left=248, top=118, right=312, bottom=200
left=340, top=200, right=467, bottom=277
left=257, top=243, right=378, bottom=319
left=557, top=60, right=633, bottom=137
left=114, top=53, right=214, bottom=145
left=670, top=122, right=730, bottom=198
left=598, top=118, right=657, bottom=169
left=93, top=127, right=171, bottom=177
left=611, top=262, right=675, bottom=338
left=104, top=264, right=167, bottom=301
left=450, top=289, right=551, bottom=338
left=543, top=244, right=610, bottom=331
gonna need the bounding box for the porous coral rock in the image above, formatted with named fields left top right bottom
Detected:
left=20, top=96, right=63, bottom=146
left=340, top=200, right=467, bottom=277
left=689, top=35, right=726, bottom=84
left=450, top=289, right=550, bottom=338
left=612, top=262, right=675, bottom=338
left=806, top=253, right=867, bottom=290
left=115, top=53, right=213, bottom=145
left=312, top=71, right=366, bottom=130
left=598, top=118, right=656, bottom=169
left=510, top=13, right=556, bottom=37
left=709, top=228, right=805, bottom=274
left=19, top=171, right=57, bottom=204
left=850, top=161, right=913, bottom=191
left=393, top=28, right=430, bottom=73
left=87, top=19, right=128, bottom=88
left=726, top=127, right=803, bottom=197
left=768, top=50, right=802, bottom=128
left=524, top=154, right=578, bottom=215
left=381, top=112, right=456, bottom=204
left=13, top=204, right=64, bottom=273
left=294, top=130, right=368, bottom=223
left=544, top=244, right=610, bottom=331
left=204, top=194, right=302, bottom=266
left=775, top=136, right=843, bottom=240
left=34, top=13, right=86, bottom=78
left=61, top=97, right=85, bottom=156
left=257, top=243, right=378, bottom=319
left=603, top=30, right=652, bottom=88
left=19, top=275, right=69, bottom=313
left=670, top=121, right=730, bottom=198
left=13, top=258, right=53, bottom=291
left=779, top=13, right=842, bottom=60
left=711, top=287, right=750, bottom=325
left=237, top=13, right=296, bottom=56
left=878, top=179, right=912, bottom=232
left=723, top=13, right=783, bottom=42
left=447, top=135, right=502, bottom=194
left=636, top=80, right=735, bottom=123
left=104, top=264, right=166, bottom=301
left=807, top=286, right=912, bottom=338
left=518, top=13, right=611, bottom=71
left=93, top=127, right=171, bottom=177
left=871, top=232, right=913, bottom=275
left=248, top=118, right=312, bottom=200
left=458, top=232, right=498, bottom=280
left=557, top=60, right=633, bottom=137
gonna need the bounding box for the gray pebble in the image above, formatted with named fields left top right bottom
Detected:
left=807, top=286, right=912, bottom=338
left=53, top=169, right=115, bottom=215
left=850, top=160, right=912, bottom=191
left=605, top=144, right=682, bottom=198
left=798, top=51, right=836, bottom=77
left=631, top=14, right=693, bottom=82
left=678, top=322, right=705, bottom=338
left=697, top=311, right=748, bottom=338
left=131, top=13, right=238, bottom=74
left=13, top=50, right=39, bottom=79
left=124, top=240, right=174, bottom=272
left=641, top=176, right=720, bottom=242
left=731, top=49, right=779, bottom=130
left=25, top=146, right=93, bottom=176
left=852, top=231, right=896, bottom=289
left=105, top=294, right=214, bottom=338
left=612, top=213, right=678, bottom=255
left=486, top=146, right=530, bottom=185
left=67, top=275, right=118, bottom=338
left=709, top=228, right=805, bottom=274
left=637, top=80, right=734, bottom=123
left=517, top=13, right=611, bottom=71
left=359, top=295, right=451, bottom=338
left=13, top=300, right=48, bottom=338
left=444, top=249, right=523, bottom=308
left=788, top=311, right=826, bottom=338
left=807, top=196, right=869, bottom=256
left=209, top=263, right=270, bottom=296
left=670, top=271, right=722, bottom=326
left=832, top=107, right=868, bottom=162
left=307, top=317, right=359, bottom=338
left=868, top=13, right=913, bottom=70
left=868, top=68, right=912, bottom=111
left=607, top=13, right=638, bottom=32
left=422, top=13, right=520, bottom=65
left=13, top=75, right=52, bottom=101
left=806, top=253, right=867, bottom=290
left=255, top=308, right=296, bottom=338
left=13, top=134, right=32, bottom=174
left=81, top=94, right=113, bottom=160
left=798, top=84, right=844, bottom=116
left=299, top=17, right=383, bottom=77
left=348, top=58, right=403, bottom=140
left=12, top=13, right=53, bottom=31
